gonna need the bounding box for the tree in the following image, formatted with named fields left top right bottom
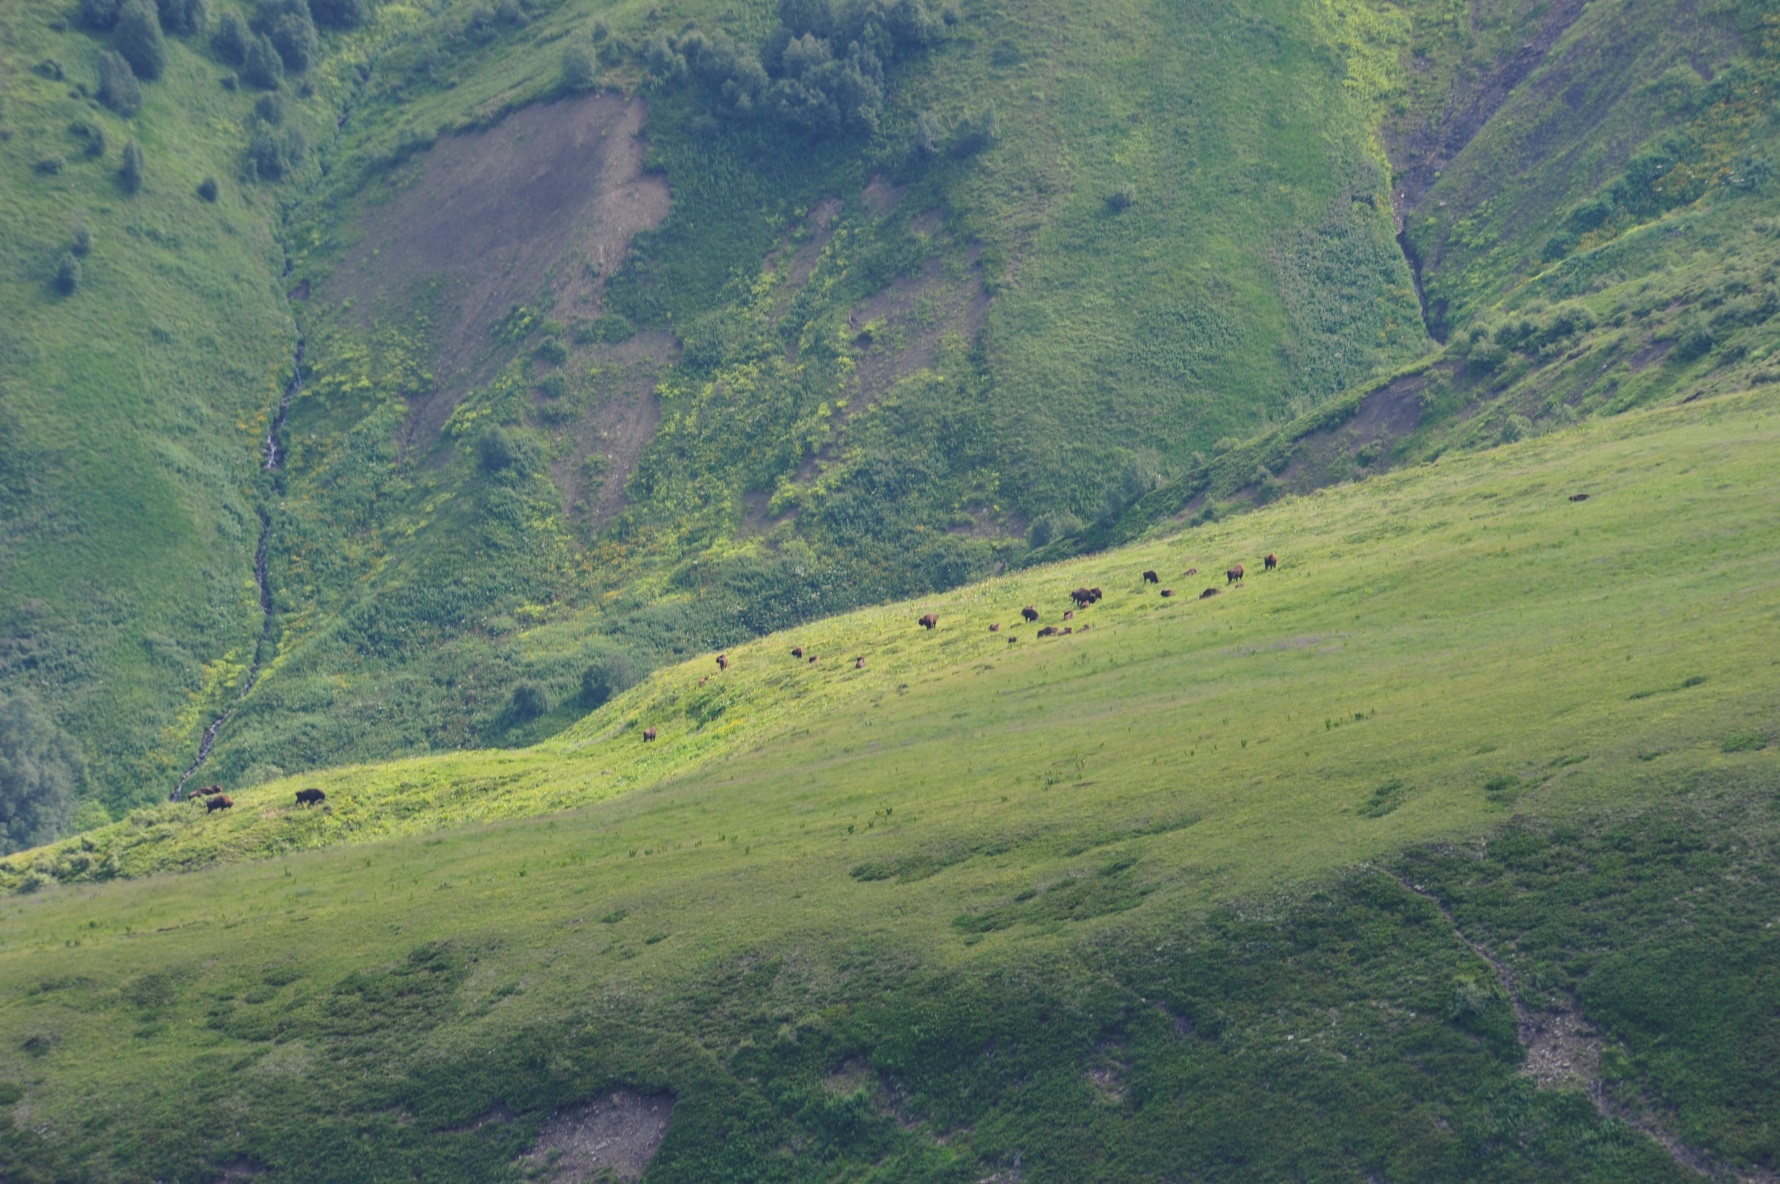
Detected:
left=211, top=9, right=250, bottom=64
left=242, top=33, right=284, bottom=87
left=156, top=0, right=207, bottom=36
left=0, top=695, right=85, bottom=855
left=96, top=50, right=143, bottom=114
left=508, top=682, right=547, bottom=721
left=119, top=139, right=145, bottom=192
left=54, top=252, right=83, bottom=295
left=309, top=0, right=365, bottom=30
left=78, top=0, right=123, bottom=31
left=561, top=44, right=596, bottom=92
left=246, top=124, right=305, bottom=180
left=254, top=0, right=317, bottom=72
left=114, top=0, right=168, bottom=80
left=580, top=652, right=637, bottom=708
left=253, top=91, right=287, bottom=123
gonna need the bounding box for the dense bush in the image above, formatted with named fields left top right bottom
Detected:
left=253, top=91, right=287, bottom=124
left=114, top=0, right=168, bottom=80
left=96, top=50, right=143, bottom=114
left=155, top=0, right=207, bottom=36
left=1027, top=511, right=1083, bottom=549
left=54, top=252, right=83, bottom=295
left=579, top=651, right=637, bottom=708
left=561, top=44, right=596, bottom=92
left=119, top=139, right=144, bottom=192
left=949, top=102, right=998, bottom=156
left=242, top=33, right=285, bottom=88
left=0, top=695, right=85, bottom=855
left=253, top=0, right=318, bottom=73
left=507, top=682, right=547, bottom=721
left=211, top=9, right=250, bottom=64
left=308, top=0, right=365, bottom=30
left=79, top=0, right=124, bottom=30
left=246, top=124, right=306, bottom=179
left=197, top=175, right=219, bottom=201
left=476, top=427, right=522, bottom=472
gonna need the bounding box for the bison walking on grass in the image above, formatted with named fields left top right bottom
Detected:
left=1200, top=587, right=1221, bottom=600
left=1160, top=589, right=1174, bottom=598
left=1226, top=564, right=1245, bottom=585
left=716, top=653, right=729, bottom=671
left=918, top=613, right=939, bottom=630
left=643, top=726, right=657, bottom=742
left=295, top=788, right=326, bottom=807
left=1264, top=553, right=1277, bottom=571
left=1142, top=570, right=1159, bottom=584
left=206, top=795, right=233, bottom=813
left=1021, top=606, right=1040, bottom=623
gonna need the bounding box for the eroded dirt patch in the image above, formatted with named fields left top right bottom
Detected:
left=518, top=1089, right=675, bottom=1183
left=325, top=94, right=669, bottom=449
left=1276, top=370, right=1428, bottom=494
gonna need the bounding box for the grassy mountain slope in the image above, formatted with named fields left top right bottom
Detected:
left=1, top=387, right=1776, bottom=1180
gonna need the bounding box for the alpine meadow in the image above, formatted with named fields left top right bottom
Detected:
left=2, top=0, right=1780, bottom=1178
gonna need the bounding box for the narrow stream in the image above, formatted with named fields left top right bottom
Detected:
left=171, top=339, right=303, bottom=799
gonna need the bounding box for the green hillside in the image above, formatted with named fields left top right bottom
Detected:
left=1, top=387, right=1777, bottom=1180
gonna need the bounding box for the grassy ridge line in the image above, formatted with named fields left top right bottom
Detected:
left=7, top=384, right=1778, bottom=893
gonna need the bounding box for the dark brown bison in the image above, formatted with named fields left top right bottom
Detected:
left=1021, top=606, right=1039, bottom=622
left=1160, top=588, right=1174, bottom=598
left=643, top=726, right=657, bottom=742
left=1264, top=553, right=1278, bottom=571
left=989, top=623, right=1001, bottom=632
left=1183, top=568, right=1198, bottom=577
left=1006, top=635, right=1018, bottom=645
left=1069, top=587, right=1095, bottom=608
left=809, top=654, right=820, bottom=664
left=294, top=788, right=325, bottom=808
left=1089, top=588, right=1102, bottom=602
left=206, top=795, right=233, bottom=813
left=716, top=653, right=729, bottom=671
left=1037, top=626, right=1059, bottom=638
left=1200, top=587, right=1221, bottom=600
left=1142, top=570, right=1159, bottom=584
left=1063, top=610, right=1075, bottom=620
left=791, top=646, right=804, bottom=659
left=1061, top=626, right=1074, bottom=635
left=918, top=613, right=938, bottom=630
left=1569, top=493, right=1590, bottom=502
left=1079, top=624, right=1091, bottom=632
left=1226, top=564, right=1245, bottom=585
left=855, top=656, right=867, bottom=669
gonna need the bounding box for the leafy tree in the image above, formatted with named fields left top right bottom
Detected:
left=308, top=0, right=365, bottom=29
left=96, top=50, right=143, bottom=114
left=242, top=33, right=285, bottom=87
left=156, top=0, right=207, bottom=36
left=119, top=139, right=145, bottom=192
left=246, top=124, right=306, bottom=180
left=114, top=0, right=168, bottom=80
left=0, top=695, right=85, bottom=855
left=253, top=0, right=317, bottom=72
left=54, top=252, right=83, bottom=295
left=211, top=9, right=250, bottom=64
left=561, top=44, right=596, bottom=92
left=78, top=0, right=123, bottom=31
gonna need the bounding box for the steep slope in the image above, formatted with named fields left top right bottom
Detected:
left=1, top=387, right=1777, bottom=1181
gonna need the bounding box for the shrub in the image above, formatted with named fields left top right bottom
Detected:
left=197, top=175, right=219, bottom=201
left=71, top=222, right=93, bottom=256
left=1027, top=511, right=1083, bottom=549
left=0, top=696, right=84, bottom=855
left=156, top=0, right=207, bottom=36
left=950, top=103, right=998, bottom=157
left=115, top=0, right=168, bottom=80
left=1499, top=414, right=1532, bottom=444
left=119, top=139, right=144, bottom=192
left=246, top=125, right=306, bottom=180
left=508, top=683, right=547, bottom=721
left=1671, top=327, right=1714, bottom=363
left=580, top=652, right=637, bottom=707
left=82, top=125, right=109, bottom=157
left=79, top=0, right=123, bottom=30
left=97, top=50, right=143, bottom=114
left=242, top=34, right=285, bottom=88
left=253, top=91, right=287, bottom=124
left=477, top=427, right=522, bottom=472
left=211, top=9, right=250, bottom=64
left=253, top=0, right=317, bottom=72
left=1106, top=182, right=1136, bottom=213
left=533, top=337, right=567, bottom=365
left=54, top=252, right=83, bottom=295
left=561, top=44, right=597, bottom=92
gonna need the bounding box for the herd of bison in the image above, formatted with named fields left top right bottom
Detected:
left=185, top=553, right=1282, bottom=801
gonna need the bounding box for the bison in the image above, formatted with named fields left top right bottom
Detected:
left=1569, top=493, right=1590, bottom=502
left=1226, top=564, right=1245, bottom=585
left=809, top=654, right=820, bottom=664
left=1037, top=626, right=1059, bottom=638
left=1021, top=606, right=1040, bottom=622
left=1089, top=588, right=1103, bottom=602
left=1061, top=627, right=1074, bottom=635
left=716, top=653, right=729, bottom=671
left=643, top=726, right=657, bottom=742
left=1160, top=588, right=1174, bottom=598
left=989, top=623, right=1001, bottom=633
left=206, top=795, right=233, bottom=813
left=1006, top=635, right=1018, bottom=645
left=1264, top=553, right=1278, bottom=571
left=1200, top=587, right=1221, bottom=600
left=1069, top=587, right=1095, bottom=608
left=1183, top=568, right=1198, bottom=577
left=791, top=646, right=804, bottom=659
left=294, top=788, right=326, bottom=808
left=1063, top=610, right=1075, bottom=620
left=1078, top=624, right=1091, bottom=632
left=918, top=613, right=939, bottom=630
left=855, top=656, right=867, bottom=669
left=1143, top=570, right=1159, bottom=584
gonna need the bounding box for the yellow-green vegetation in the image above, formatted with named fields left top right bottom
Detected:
left=1, top=390, right=1775, bottom=1180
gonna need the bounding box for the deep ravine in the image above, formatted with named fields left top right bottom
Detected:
left=170, top=338, right=302, bottom=800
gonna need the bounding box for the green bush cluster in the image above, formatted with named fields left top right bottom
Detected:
left=96, top=50, right=143, bottom=114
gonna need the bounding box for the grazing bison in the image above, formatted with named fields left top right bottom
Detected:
left=989, top=623, right=1001, bottom=632
left=1200, top=587, right=1221, bottom=600
left=716, top=653, right=729, bottom=671
left=1143, top=570, right=1159, bottom=584
left=1069, top=587, right=1095, bottom=608
left=1226, top=564, right=1245, bottom=585
left=1063, top=610, right=1075, bottom=620
left=206, top=795, right=233, bottom=813
left=1264, top=553, right=1278, bottom=571
left=791, top=646, right=804, bottom=659
left=1061, top=626, right=1074, bottom=635
left=294, top=788, right=326, bottom=808
left=918, top=613, right=939, bottom=630
left=1160, top=588, right=1174, bottom=598
left=855, top=656, right=867, bottom=669
left=1089, top=588, right=1103, bottom=602
left=809, top=654, right=820, bottom=664
left=1021, top=606, right=1040, bottom=622
left=1037, top=626, right=1059, bottom=638
left=1006, top=635, right=1018, bottom=645
left=643, top=726, right=657, bottom=742
left=1569, top=493, right=1590, bottom=502
left=1079, top=624, right=1091, bottom=632
left=1183, top=568, right=1198, bottom=577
